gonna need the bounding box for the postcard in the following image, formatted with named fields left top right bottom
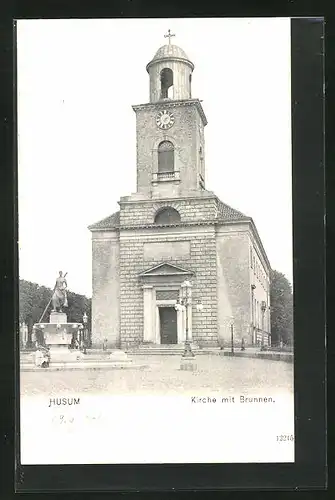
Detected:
left=18, top=17, right=295, bottom=465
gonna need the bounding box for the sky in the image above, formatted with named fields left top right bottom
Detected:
left=17, top=18, right=292, bottom=298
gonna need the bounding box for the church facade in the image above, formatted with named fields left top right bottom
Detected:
left=89, top=37, right=271, bottom=349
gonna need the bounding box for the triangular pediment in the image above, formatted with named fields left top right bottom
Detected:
left=139, top=262, right=194, bottom=277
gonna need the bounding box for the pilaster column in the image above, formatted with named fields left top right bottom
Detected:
left=143, top=285, right=154, bottom=342
left=177, top=307, right=185, bottom=343
left=155, top=306, right=160, bottom=344
left=187, top=302, right=193, bottom=342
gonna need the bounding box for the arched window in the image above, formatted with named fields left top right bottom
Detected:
left=160, top=68, right=173, bottom=99
left=154, top=207, right=181, bottom=224
left=158, top=141, right=174, bottom=173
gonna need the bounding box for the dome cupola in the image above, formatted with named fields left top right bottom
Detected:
left=146, top=30, right=194, bottom=103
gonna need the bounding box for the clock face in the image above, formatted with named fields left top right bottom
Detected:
left=156, top=110, right=175, bottom=130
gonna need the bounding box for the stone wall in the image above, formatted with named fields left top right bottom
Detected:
left=133, top=102, right=204, bottom=196
left=119, top=195, right=218, bottom=227
left=119, top=234, right=144, bottom=348
left=90, top=208, right=270, bottom=350
left=248, top=232, right=271, bottom=345
left=118, top=223, right=218, bottom=348
left=216, top=224, right=251, bottom=345
left=91, top=230, right=120, bottom=348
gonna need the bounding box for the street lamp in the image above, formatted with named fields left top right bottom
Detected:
left=82, top=312, right=88, bottom=354
left=181, top=280, right=193, bottom=358
left=175, top=280, right=198, bottom=370
left=267, top=305, right=272, bottom=347
left=230, top=318, right=234, bottom=355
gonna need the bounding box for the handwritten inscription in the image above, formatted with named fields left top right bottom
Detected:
left=51, top=413, right=102, bottom=425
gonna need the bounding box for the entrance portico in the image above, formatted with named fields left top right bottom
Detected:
left=139, top=263, right=194, bottom=345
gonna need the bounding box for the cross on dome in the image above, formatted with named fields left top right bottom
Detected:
left=164, top=29, right=175, bottom=45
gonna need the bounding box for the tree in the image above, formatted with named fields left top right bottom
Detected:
left=19, top=279, right=91, bottom=344
left=270, top=270, right=293, bottom=346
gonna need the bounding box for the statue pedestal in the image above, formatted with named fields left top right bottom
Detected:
left=33, top=318, right=83, bottom=365
left=44, top=325, right=78, bottom=364
left=180, top=356, right=197, bottom=372
left=50, top=312, right=67, bottom=324
left=48, top=345, right=80, bottom=362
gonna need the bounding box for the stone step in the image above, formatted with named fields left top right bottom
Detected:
left=20, top=361, right=149, bottom=372
left=21, top=347, right=223, bottom=359
left=126, top=348, right=221, bottom=356
left=135, top=343, right=200, bottom=350
left=222, top=350, right=293, bottom=362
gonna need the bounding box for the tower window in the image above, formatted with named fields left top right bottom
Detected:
left=160, top=68, right=173, bottom=99
left=158, top=141, right=174, bottom=173
left=154, top=207, right=181, bottom=224
left=189, top=74, right=192, bottom=98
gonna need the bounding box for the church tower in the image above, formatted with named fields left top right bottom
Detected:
left=132, top=30, right=207, bottom=199
left=89, top=33, right=272, bottom=352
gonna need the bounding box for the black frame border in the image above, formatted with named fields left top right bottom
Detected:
left=0, top=13, right=326, bottom=493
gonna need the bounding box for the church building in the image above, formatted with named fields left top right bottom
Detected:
left=89, top=34, right=271, bottom=349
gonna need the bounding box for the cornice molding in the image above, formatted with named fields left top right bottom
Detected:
left=119, top=192, right=216, bottom=205
left=89, top=218, right=270, bottom=271
left=90, top=217, right=249, bottom=232
left=247, top=219, right=272, bottom=273
left=146, top=56, right=194, bottom=72
left=132, top=99, right=208, bottom=126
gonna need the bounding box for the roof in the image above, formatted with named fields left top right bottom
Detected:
left=153, top=44, right=190, bottom=61
left=146, top=44, right=194, bottom=71
left=88, top=211, right=120, bottom=230
left=216, top=199, right=249, bottom=221
left=88, top=199, right=248, bottom=232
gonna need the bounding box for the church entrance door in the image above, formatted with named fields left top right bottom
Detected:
left=159, top=306, right=177, bottom=344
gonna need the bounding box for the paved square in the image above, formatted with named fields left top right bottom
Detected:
left=20, top=355, right=293, bottom=397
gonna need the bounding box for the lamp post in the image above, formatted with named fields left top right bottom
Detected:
left=176, top=280, right=199, bottom=371
left=261, top=301, right=266, bottom=351
left=82, top=312, right=88, bottom=354
left=230, top=319, right=234, bottom=355
left=267, top=304, right=271, bottom=347
left=181, top=280, right=193, bottom=358
left=20, top=322, right=28, bottom=350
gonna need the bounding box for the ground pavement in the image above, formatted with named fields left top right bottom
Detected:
left=20, top=354, right=293, bottom=397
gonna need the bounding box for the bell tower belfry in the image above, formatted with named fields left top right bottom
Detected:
left=146, top=29, right=194, bottom=102
left=131, top=32, right=208, bottom=200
